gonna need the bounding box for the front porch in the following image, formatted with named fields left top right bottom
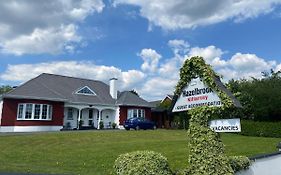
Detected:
left=63, top=104, right=119, bottom=130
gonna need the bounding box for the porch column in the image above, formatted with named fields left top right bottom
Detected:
left=97, top=109, right=102, bottom=129
left=77, top=109, right=82, bottom=129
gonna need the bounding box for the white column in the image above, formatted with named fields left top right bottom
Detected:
left=77, top=109, right=82, bottom=129
left=97, top=109, right=102, bottom=129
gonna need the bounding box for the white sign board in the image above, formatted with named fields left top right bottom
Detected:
left=209, top=118, right=241, bottom=132
left=172, top=78, right=222, bottom=112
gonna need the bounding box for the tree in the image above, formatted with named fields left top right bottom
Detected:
left=227, top=70, right=281, bottom=121
left=0, top=85, right=13, bottom=95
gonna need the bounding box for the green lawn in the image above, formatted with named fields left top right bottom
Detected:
left=0, top=130, right=280, bottom=175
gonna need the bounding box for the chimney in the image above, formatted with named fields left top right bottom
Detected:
left=109, top=78, right=118, bottom=99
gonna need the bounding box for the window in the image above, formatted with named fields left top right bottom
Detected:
left=48, top=106, right=52, bottom=120
left=127, top=109, right=145, bottom=119
left=67, top=108, right=73, bottom=120
left=17, top=103, right=52, bottom=120
left=17, top=104, right=24, bottom=119
left=42, top=105, right=48, bottom=119
left=75, top=86, right=96, bottom=96
left=25, top=104, right=33, bottom=119
left=34, top=104, right=41, bottom=119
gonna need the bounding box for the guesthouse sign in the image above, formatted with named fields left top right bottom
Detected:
left=172, top=78, right=222, bottom=112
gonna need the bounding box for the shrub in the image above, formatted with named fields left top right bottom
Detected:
left=240, top=120, right=281, bottom=138
left=99, top=121, right=104, bottom=129
left=112, top=122, right=117, bottom=129
left=78, top=120, right=84, bottom=129
left=228, top=156, right=251, bottom=172
left=114, top=150, right=173, bottom=175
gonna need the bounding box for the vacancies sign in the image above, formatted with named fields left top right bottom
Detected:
left=172, top=78, right=222, bottom=112
left=209, top=118, right=241, bottom=133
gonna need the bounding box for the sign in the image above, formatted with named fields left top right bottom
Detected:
left=172, top=78, right=222, bottom=112
left=209, top=118, right=241, bottom=132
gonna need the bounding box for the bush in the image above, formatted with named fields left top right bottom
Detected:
left=114, top=150, right=173, bottom=175
left=99, top=121, right=104, bottom=129
left=172, top=113, right=189, bottom=129
left=240, top=120, right=281, bottom=138
left=228, top=156, right=251, bottom=172
left=112, top=122, right=117, bottom=129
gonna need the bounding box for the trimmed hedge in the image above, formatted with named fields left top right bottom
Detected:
left=114, top=150, right=173, bottom=175
left=229, top=156, right=251, bottom=172
left=240, top=120, right=281, bottom=138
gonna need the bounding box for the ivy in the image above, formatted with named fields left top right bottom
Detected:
left=174, top=56, right=249, bottom=174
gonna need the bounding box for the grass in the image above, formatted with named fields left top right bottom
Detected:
left=0, top=130, right=280, bottom=175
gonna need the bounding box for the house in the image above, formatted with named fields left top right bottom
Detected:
left=150, top=94, right=174, bottom=128
left=0, top=73, right=152, bottom=132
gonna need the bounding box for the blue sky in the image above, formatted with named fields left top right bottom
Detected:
left=0, top=0, right=281, bottom=100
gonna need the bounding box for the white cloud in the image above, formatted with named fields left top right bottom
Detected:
left=139, top=48, right=162, bottom=73
left=2, top=24, right=81, bottom=55
left=139, top=77, right=177, bottom=100
left=114, top=0, right=281, bottom=30
left=275, top=64, right=281, bottom=72
left=229, top=53, right=274, bottom=71
left=168, top=39, right=190, bottom=56
left=188, top=46, right=227, bottom=68
left=224, top=53, right=277, bottom=79
left=0, top=0, right=104, bottom=55
left=121, top=70, right=146, bottom=89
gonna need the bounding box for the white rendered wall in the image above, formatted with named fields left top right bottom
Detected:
left=0, top=126, right=62, bottom=132
left=63, top=108, right=78, bottom=129
left=0, top=100, right=3, bottom=125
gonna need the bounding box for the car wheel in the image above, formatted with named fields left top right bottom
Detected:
left=153, top=125, right=157, bottom=130
left=135, top=125, right=140, bottom=130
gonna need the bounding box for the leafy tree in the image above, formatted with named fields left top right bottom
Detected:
left=157, top=98, right=172, bottom=110
left=227, top=70, right=281, bottom=121
left=0, top=85, right=13, bottom=95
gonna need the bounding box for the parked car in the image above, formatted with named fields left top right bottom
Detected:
left=124, top=117, right=157, bottom=130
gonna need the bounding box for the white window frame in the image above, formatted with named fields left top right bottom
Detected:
left=67, top=108, right=74, bottom=120
left=75, top=86, right=96, bottom=96
left=17, top=103, right=53, bottom=121
left=127, top=109, right=145, bottom=119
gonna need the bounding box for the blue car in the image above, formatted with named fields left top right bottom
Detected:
left=124, top=118, right=157, bottom=130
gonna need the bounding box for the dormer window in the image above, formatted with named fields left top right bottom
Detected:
left=75, top=86, right=96, bottom=96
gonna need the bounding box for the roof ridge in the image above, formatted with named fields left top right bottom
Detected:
left=5, top=74, right=43, bottom=95
left=38, top=81, right=66, bottom=100
left=41, top=73, right=107, bottom=83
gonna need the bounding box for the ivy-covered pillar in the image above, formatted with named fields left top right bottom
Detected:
left=187, top=108, right=233, bottom=174
left=171, top=56, right=243, bottom=175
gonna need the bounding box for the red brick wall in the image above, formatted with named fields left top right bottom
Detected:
left=1, top=98, right=64, bottom=126
left=119, top=106, right=151, bottom=125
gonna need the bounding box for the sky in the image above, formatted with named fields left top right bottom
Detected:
left=0, top=0, right=281, bottom=101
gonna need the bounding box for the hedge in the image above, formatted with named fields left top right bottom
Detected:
left=114, top=150, right=173, bottom=175
left=240, top=120, right=281, bottom=138
left=228, top=156, right=251, bottom=172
